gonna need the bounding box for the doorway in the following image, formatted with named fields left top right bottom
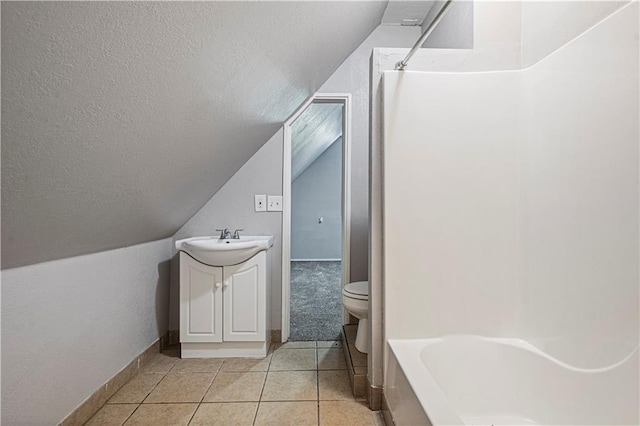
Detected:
left=282, top=94, right=351, bottom=342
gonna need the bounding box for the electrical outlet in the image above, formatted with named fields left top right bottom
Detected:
left=254, top=194, right=267, bottom=212
left=267, top=195, right=282, bottom=212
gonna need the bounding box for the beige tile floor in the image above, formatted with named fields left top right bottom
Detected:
left=85, top=341, right=384, bottom=426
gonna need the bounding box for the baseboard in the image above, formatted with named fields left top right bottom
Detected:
left=181, top=341, right=267, bottom=358
left=164, top=329, right=279, bottom=351
left=165, top=329, right=180, bottom=346
left=381, top=391, right=395, bottom=426
left=366, top=376, right=383, bottom=411
left=59, top=333, right=165, bottom=425
left=290, top=259, right=341, bottom=262
left=341, top=325, right=366, bottom=398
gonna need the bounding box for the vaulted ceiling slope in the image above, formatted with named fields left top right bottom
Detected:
left=1, top=1, right=388, bottom=268
left=291, top=103, right=343, bottom=181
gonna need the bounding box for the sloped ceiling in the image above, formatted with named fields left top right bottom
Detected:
left=291, top=102, right=342, bottom=182
left=382, top=0, right=436, bottom=25
left=1, top=1, right=388, bottom=268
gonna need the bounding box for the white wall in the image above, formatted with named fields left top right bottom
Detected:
left=1, top=238, right=172, bottom=424
left=292, top=138, right=343, bottom=261
left=382, top=2, right=638, bottom=372
left=172, top=130, right=284, bottom=331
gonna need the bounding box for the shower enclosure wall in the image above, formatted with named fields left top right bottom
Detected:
left=379, top=2, right=639, bottom=424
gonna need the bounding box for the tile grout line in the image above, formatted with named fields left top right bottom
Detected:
left=250, top=398, right=321, bottom=402
left=119, top=342, right=344, bottom=425
left=316, top=342, right=321, bottom=426
left=115, top=402, right=205, bottom=405
left=113, top=354, right=178, bottom=425
left=122, top=354, right=217, bottom=424
left=118, top=403, right=141, bottom=426
left=139, top=357, right=178, bottom=405
left=114, top=343, right=347, bottom=425
left=122, top=361, right=170, bottom=425
left=186, top=360, right=223, bottom=425
left=252, top=342, right=277, bottom=425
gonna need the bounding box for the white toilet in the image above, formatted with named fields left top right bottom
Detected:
left=342, top=281, right=369, bottom=353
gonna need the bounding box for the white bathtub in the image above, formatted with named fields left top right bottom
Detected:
left=385, top=336, right=639, bottom=425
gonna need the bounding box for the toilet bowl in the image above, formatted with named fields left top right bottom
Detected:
left=342, top=281, right=369, bottom=353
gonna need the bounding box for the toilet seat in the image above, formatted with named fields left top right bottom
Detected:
left=342, top=281, right=369, bottom=353
left=343, top=281, right=368, bottom=301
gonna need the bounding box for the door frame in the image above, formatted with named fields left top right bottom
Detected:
left=281, top=93, right=352, bottom=342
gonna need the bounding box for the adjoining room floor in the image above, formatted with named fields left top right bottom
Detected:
left=85, top=341, right=382, bottom=426
left=290, top=261, right=343, bottom=341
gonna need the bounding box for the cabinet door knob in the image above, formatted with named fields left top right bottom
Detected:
left=215, top=282, right=221, bottom=289
left=223, top=281, right=229, bottom=288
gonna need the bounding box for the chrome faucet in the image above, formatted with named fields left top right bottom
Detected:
left=216, top=228, right=232, bottom=239
left=216, top=228, right=243, bottom=239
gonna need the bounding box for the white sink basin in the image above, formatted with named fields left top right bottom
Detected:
left=175, top=235, right=274, bottom=266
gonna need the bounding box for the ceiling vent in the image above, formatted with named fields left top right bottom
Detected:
left=401, top=18, right=420, bottom=26
left=381, top=0, right=437, bottom=26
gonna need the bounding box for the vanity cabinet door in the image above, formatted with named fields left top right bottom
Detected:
left=223, top=251, right=266, bottom=342
left=180, top=253, right=223, bottom=343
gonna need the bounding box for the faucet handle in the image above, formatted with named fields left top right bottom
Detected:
left=216, top=228, right=229, bottom=239
left=232, top=229, right=244, bottom=239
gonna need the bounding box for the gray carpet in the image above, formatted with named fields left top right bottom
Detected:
left=290, top=261, right=342, bottom=341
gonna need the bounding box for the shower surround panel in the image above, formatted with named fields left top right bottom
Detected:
left=382, top=2, right=639, bottom=424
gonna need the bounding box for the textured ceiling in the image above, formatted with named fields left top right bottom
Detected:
left=291, top=103, right=343, bottom=181
left=1, top=1, right=388, bottom=268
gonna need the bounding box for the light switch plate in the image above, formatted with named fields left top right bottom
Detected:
left=255, top=195, right=267, bottom=212
left=267, top=195, right=283, bottom=212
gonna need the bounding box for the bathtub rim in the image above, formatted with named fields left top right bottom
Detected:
left=387, top=335, right=640, bottom=426
left=387, top=338, right=462, bottom=425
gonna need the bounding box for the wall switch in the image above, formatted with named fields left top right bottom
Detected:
left=254, top=195, right=267, bottom=212
left=267, top=195, right=283, bottom=212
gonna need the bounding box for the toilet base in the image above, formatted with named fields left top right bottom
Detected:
left=354, top=318, right=369, bottom=353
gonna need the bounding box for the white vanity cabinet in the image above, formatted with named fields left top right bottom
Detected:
left=179, top=250, right=270, bottom=358
left=222, top=253, right=265, bottom=342
left=179, top=256, right=224, bottom=343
